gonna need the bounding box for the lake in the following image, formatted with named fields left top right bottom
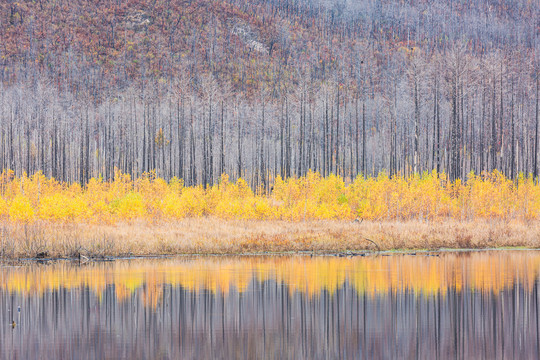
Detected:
left=1, top=251, right=540, bottom=359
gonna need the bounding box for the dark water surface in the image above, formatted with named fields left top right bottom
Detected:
left=1, top=251, right=540, bottom=359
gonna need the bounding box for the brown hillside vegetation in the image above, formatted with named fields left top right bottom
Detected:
left=1, top=0, right=285, bottom=94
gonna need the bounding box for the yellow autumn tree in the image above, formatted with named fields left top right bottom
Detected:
left=9, top=195, right=35, bottom=223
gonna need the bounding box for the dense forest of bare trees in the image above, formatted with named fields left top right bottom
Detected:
left=0, top=0, right=538, bottom=188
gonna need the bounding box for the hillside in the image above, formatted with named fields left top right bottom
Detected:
left=0, top=0, right=538, bottom=187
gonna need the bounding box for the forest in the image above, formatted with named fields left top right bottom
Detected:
left=3, top=3, right=540, bottom=358
left=0, top=0, right=538, bottom=189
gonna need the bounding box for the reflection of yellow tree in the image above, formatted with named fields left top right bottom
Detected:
left=2, top=252, right=540, bottom=306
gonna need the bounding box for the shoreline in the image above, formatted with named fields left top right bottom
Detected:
left=3, top=247, right=540, bottom=265
left=1, top=218, right=540, bottom=260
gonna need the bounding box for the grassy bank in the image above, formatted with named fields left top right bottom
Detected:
left=1, top=218, right=539, bottom=259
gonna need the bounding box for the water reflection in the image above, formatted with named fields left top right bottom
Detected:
left=1, top=252, right=540, bottom=359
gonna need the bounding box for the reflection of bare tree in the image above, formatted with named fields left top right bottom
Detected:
left=0, top=265, right=539, bottom=359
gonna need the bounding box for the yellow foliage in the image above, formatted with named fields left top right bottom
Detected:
left=111, top=193, right=146, bottom=220
left=178, top=186, right=207, bottom=217
left=0, top=197, right=8, bottom=217
left=9, top=195, right=35, bottom=223
left=40, top=194, right=88, bottom=221
left=161, top=193, right=185, bottom=219
left=0, top=169, right=538, bottom=223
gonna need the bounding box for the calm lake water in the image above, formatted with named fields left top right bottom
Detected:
left=1, top=251, right=540, bottom=359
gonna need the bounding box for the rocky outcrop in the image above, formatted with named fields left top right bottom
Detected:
left=231, top=21, right=269, bottom=54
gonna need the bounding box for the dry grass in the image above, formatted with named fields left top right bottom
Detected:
left=0, top=218, right=539, bottom=259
